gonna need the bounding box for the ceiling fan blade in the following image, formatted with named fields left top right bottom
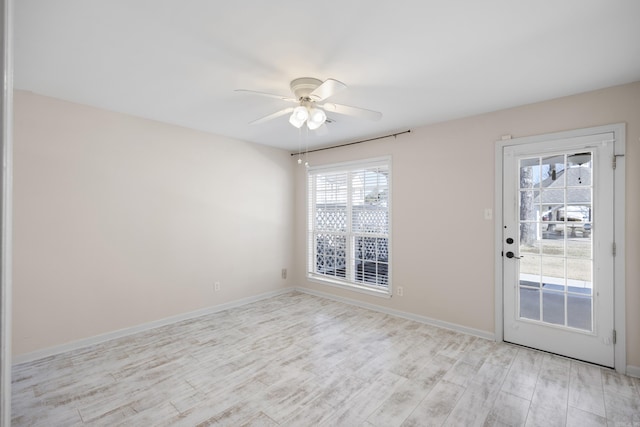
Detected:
left=249, top=107, right=294, bottom=125
left=235, top=89, right=297, bottom=103
left=309, top=78, right=347, bottom=102
left=321, top=102, right=382, bottom=121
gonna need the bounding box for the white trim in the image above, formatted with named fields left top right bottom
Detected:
left=296, top=287, right=494, bottom=341
left=12, top=280, right=630, bottom=376
left=13, top=286, right=496, bottom=368
left=1, top=0, right=13, bottom=425
left=494, top=123, right=626, bottom=374
left=12, top=288, right=291, bottom=365
left=307, top=276, right=391, bottom=299
left=494, top=141, right=504, bottom=343
left=612, top=124, right=626, bottom=375
left=626, top=365, right=640, bottom=379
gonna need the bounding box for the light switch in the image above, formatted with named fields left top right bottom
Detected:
left=484, top=208, right=493, bottom=220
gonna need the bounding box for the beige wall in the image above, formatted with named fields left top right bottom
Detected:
left=13, top=91, right=294, bottom=356
left=294, top=81, right=640, bottom=367
left=13, top=82, right=640, bottom=368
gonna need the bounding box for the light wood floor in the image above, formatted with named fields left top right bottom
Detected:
left=11, top=291, right=640, bottom=426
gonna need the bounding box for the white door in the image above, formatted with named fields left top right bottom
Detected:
left=503, top=132, right=615, bottom=367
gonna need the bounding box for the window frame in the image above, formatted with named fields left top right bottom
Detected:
left=306, top=156, right=392, bottom=298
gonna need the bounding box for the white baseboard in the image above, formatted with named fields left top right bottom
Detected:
left=26, top=286, right=630, bottom=371
left=13, top=288, right=292, bottom=365
left=295, top=287, right=494, bottom=341
left=626, top=365, right=640, bottom=378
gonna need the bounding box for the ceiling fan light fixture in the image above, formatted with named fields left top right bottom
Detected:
left=289, top=106, right=309, bottom=128
left=306, top=107, right=326, bottom=130
left=240, top=76, right=382, bottom=130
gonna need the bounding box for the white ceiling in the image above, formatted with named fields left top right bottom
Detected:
left=13, top=1, right=640, bottom=151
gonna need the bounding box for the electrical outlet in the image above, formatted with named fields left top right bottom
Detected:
left=281, top=268, right=287, bottom=279
left=214, top=281, right=221, bottom=292
left=397, top=286, right=404, bottom=296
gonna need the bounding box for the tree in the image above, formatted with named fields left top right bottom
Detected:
left=520, top=166, right=536, bottom=246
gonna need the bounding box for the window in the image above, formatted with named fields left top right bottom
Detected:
left=307, top=157, right=391, bottom=295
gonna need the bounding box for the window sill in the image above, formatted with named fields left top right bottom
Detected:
left=307, top=275, right=392, bottom=299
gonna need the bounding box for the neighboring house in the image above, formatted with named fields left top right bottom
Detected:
left=536, top=164, right=592, bottom=238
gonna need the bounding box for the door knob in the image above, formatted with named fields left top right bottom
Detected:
left=505, top=251, right=521, bottom=259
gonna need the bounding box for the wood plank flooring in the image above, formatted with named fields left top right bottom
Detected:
left=11, top=291, right=640, bottom=426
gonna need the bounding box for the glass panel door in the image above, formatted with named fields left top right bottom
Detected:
left=518, top=152, right=593, bottom=331
left=502, top=132, right=615, bottom=368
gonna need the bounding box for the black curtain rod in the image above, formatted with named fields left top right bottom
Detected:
left=290, top=129, right=411, bottom=156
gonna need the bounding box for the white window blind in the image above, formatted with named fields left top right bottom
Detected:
left=307, top=158, right=391, bottom=294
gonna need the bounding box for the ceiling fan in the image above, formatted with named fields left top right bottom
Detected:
left=236, top=77, right=382, bottom=130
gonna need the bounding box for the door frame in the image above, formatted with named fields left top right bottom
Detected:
left=494, top=123, right=626, bottom=373
left=1, top=0, right=12, bottom=425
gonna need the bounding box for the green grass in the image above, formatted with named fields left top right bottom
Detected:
left=519, top=238, right=592, bottom=282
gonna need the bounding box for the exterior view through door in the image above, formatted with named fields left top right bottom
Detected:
left=502, top=131, right=618, bottom=368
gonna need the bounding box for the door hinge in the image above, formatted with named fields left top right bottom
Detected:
left=613, top=329, right=617, bottom=344
left=613, top=154, right=625, bottom=169
left=612, top=242, right=617, bottom=256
